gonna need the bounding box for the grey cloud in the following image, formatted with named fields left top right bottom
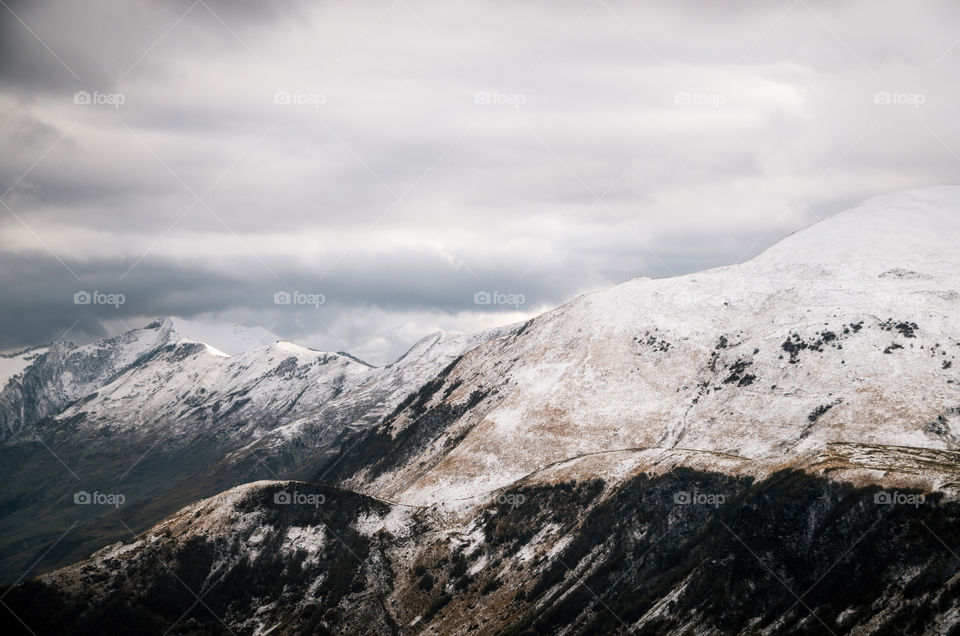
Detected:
left=1, top=0, right=958, bottom=362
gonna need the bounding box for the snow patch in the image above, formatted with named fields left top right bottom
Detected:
left=280, top=526, right=326, bottom=564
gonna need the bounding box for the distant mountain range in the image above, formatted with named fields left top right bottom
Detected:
left=0, top=315, right=514, bottom=584
left=2, top=187, right=959, bottom=634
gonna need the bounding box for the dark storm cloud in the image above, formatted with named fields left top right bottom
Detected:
left=2, top=0, right=959, bottom=361
left=0, top=0, right=311, bottom=92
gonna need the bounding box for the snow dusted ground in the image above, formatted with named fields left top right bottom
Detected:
left=349, top=186, right=960, bottom=505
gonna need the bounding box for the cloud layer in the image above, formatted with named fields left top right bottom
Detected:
left=2, top=0, right=958, bottom=363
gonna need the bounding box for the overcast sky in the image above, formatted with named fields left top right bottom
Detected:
left=1, top=0, right=958, bottom=364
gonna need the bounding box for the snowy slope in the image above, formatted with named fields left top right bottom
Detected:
left=0, top=325, right=169, bottom=439
left=0, top=317, right=284, bottom=440
left=326, top=186, right=960, bottom=505
left=245, top=326, right=519, bottom=455
left=52, top=337, right=374, bottom=440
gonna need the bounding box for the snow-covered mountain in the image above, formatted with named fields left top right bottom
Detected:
left=2, top=187, right=960, bottom=635
left=0, top=317, right=512, bottom=583
left=319, top=186, right=960, bottom=506
left=0, top=317, right=284, bottom=441
left=228, top=326, right=518, bottom=478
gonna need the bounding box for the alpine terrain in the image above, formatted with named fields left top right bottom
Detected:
left=2, top=186, right=960, bottom=635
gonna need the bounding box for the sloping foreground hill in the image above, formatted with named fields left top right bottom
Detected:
left=1, top=470, right=958, bottom=635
